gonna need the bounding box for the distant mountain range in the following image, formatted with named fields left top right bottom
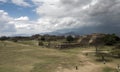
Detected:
left=47, top=27, right=120, bottom=36
left=10, top=26, right=120, bottom=37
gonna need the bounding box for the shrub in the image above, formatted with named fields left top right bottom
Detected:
left=38, top=41, right=44, bottom=46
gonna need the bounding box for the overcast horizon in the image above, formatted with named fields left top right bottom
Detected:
left=0, top=0, right=120, bottom=36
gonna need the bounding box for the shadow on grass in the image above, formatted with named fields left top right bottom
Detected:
left=95, top=58, right=113, bottom=62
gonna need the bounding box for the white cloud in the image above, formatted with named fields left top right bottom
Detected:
left=32, top=0, right=100, bottom=31
left=0, top=0, right=7, bottom=3
left=0, top=10, right=16, bottom=36
left=11, top=0, right=30, bottom=7
left=15, top=16, right=29, bottom=21
left=0, top=0, right=120, bottom=36
left=0, top=10, right=36, bottom=36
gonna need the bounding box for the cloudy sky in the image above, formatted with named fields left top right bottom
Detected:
left=0, top=0, right=120, bottom=36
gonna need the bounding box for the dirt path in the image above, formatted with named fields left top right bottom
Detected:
left=57, top=50, right=102, bottom=72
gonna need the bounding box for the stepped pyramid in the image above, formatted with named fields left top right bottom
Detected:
left=78, top=33, right=105, bottom=46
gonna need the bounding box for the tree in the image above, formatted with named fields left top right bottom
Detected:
left=40, top=36, right=45, bottom=41
left=103, top=34, right=120, bottom=45
left=66, top=35, right=74, bottom=43
left=0, top=36, right=9, bottom=41
left=38, top=36, right=45, bottom=46
left=94, top=37, right=104, bottom=55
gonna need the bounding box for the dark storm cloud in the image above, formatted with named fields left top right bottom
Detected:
left=89, top=0, right=120, bottom=25
left=60, top=0, right=92, bottom=8
left=55, top=0, right=120, bottom=34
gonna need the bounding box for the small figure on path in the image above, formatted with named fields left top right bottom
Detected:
left=117, top=64, right=120, bottom=70
left=75, top=66, right=78, bottom=70
left=103, top=60, right=106, bottom=64
left=116, top=64, right=120, bottom=72
left=86, top=53, right=88, bottom=56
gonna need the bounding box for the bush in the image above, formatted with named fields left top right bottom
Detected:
left=38, top=41, right=44, bottom=46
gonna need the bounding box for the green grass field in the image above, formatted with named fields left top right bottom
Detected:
left=0, top=41, right=81, bottom=72
left=0, top=41, right=119, bottom=72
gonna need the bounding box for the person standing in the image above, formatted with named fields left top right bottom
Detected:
left=117, top=64, right=120, bottom=70
left=75, top=66, right=78, bottom=70
left=103, top=60, right=106, bottom=64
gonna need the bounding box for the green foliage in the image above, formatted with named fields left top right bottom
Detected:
left=66, top=35, right=74, bottom=43
left=40, top=36, right=45, bottom=41
left=103, top=34, right=120, bottom=45
left=0, top=36, right=9, bottom=41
